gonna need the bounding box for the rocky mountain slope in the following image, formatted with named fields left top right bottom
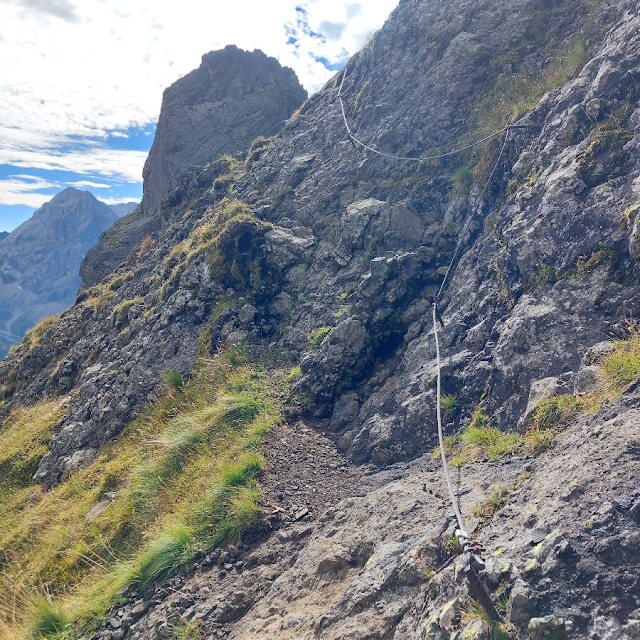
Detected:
left=0, top=188, right=116, bottom=359
left=80, top=46, right=307, bottom=288
left=1, top=0, right=639, bottom=637
left=109, top=203, right=140, bottom=219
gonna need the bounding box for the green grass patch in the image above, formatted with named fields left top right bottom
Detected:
left=164, top=369, right=184, bottom=391
left=0, top=343, right=284, bottom=638
left=21, top=315, right=61, bottom=351
left=601, top=338, right=640, bottom=392
left=473, top=486, right=511, bottom=519
left=307, top=326, right=331, bottom=350
left=287, top=365, right=302, bottom=381
left=441, top=394, right=458, bottom=423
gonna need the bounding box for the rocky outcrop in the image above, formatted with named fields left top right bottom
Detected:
left=4, top=0, right=639, bottom=493
left=2, top=0, right=640, bottom=635
left=0, top=188, right=116, bottom=358
left=80, top=45, right=307, bottom=288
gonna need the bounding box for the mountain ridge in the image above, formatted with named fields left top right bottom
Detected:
left=0, top=187, right=117, bottom=358
left=1, top=0, right=639, bottom=637
left=79, top=45, right=307, bottom=289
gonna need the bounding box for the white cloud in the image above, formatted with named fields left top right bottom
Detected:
left=10, top=0, right=81, bottom=23
left=66, top=180, right=111, bottom=189
left=0, top=174, right=59, bottom=207
left=0, top=0, right=398, bottom=210
left=0, top=126, right=148, bottom=182
left=98, top=195, right=141, bottom=205
left=0, top=0, right=399, bottom=146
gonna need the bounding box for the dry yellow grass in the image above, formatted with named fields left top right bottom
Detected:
left=0, top=344, right=284, bottom=638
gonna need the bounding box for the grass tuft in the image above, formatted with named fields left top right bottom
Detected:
left=441, top=393, right=458, bottom=423
left=0, top=342, right=283, bottom=637
left=22, top=315, right=61, bottom=350
left=31, top=597, right=70, bottom=638
left=164, top=369, right=184, bottom=391
left=134, top=521, right=194, bottom=586
left=307, top=326, right=331, bottom=350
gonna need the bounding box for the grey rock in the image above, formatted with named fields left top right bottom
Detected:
left=528, top=616, right=566, bottom=640
left=80, top=45, right=306, bottom=288
left=507, top=579, right=535, bottom=627
left=237, top=304, right=258, bottom=325
left=518, top=375, right=574, bottom=428
left=575, top=365, right=602, bottom=394
left=590, top=616, right=623, bottom=640
left=623, top=618, right=640, bottom=639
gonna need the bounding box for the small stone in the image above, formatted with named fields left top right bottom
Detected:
left=528, top=616, right=565, bottom=640
left=460, top=619, right=491, bottom=639
left=507, top=579, right=535, bottom=626
left=623, top=617, right=640, bottom=639
left=238, top=304, right=258, bottom=325
left=131, top=601, right=150, bottom=616
left=574, top=365, right=601, bottom=394
left=439, top=599, right=458, bottom=629
left=295, top=508, right=309, bottom=521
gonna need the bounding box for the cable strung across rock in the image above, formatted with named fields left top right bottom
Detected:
left=337, top=69, right=537, bottom=163
left=334, top=68, right=538, bottom=621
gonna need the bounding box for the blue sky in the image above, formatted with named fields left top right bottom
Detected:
left=0, top=0, right=398, bottom=233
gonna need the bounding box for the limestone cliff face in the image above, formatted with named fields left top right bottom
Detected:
left=80, top=45, right=307, bottom=288
left=2, top=0, right=640, bottom=635
left=0, top=188, right=116, bottom=358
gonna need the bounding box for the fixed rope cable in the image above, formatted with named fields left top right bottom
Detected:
left=337, top=69, right=535, bottom=163
left=335, top=71, right=531, bottom=621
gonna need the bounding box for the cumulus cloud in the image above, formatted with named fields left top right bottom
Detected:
left=0, top=0, right=398, bottom=216
left=19, top=0, right=80, bottom=22
left=66, top=180, right=111, bottom=189
left=98, top=195, right=141, bottom=205
left=0, top=125, right=147, bottom=183
left=0, top=174, right=60, bottom=207
left=0, top=0, right=399, bottom=142
left=318, top=21, right=347, bottom=42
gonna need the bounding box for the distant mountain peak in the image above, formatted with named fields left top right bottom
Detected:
left=0, top=188, right=117, bottom=357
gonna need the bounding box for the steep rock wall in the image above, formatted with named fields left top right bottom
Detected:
left=1, top=0, right=640, bottom=635
left=79, top=45, right=307, bottom=288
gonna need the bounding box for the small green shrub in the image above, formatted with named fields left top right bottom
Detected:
left=441, top=394, right=458, bottom=423
left=164, top=369, right=183, bottom=391
left=307, top=326, right=331, bottom=350
left=32, top=597, right=69, bottom=638
left=452, top=166, right=473, bottom=196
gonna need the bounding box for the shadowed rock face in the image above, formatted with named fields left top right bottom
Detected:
left=0, top=188, right=117, bottom=358
left=79, top=45, right=307, bottom=289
